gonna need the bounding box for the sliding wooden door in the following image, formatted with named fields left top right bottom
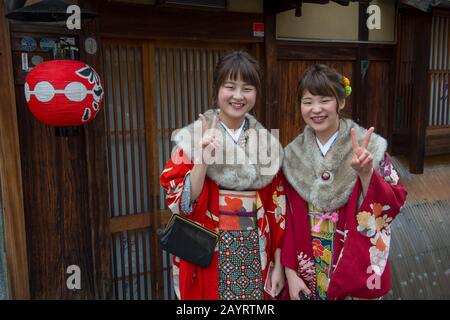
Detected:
left=101, top=39, right=249, bottom=299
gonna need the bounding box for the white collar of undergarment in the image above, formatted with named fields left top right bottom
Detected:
left=220, top=118, right=246, bottom=143
left=316, top=130, right=339, bottom=157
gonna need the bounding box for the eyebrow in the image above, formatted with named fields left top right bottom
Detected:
left=223, top=80, right=254, bottom=86
left=302, top=96, right=331, bottom=100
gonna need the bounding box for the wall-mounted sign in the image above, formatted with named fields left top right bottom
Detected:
left=21, top=36, right=37, bottom=52
left=253, top=22, right=264, bottom=38
left=32, top=55, right=44, bottom=66
left=21, top=53, right=29, bottom=71
left=84, top=37, right=98, bottom=55
left=40, top=38, right=57, bottom=52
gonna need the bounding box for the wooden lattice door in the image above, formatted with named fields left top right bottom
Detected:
left=101, top=39, right=250, bottom=299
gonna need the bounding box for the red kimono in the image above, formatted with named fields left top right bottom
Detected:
left=281, top=118, right=408, bottom=300
left=160, top=109, right=286, bottom=300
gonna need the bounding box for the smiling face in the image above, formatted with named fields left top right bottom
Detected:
left=217, top=75, right=256, bottom=127
left=296, top=64, right=348, bottom=143
left=300, top=90, right=345, bottom=143
left=212, top=51, right=261, bottom=128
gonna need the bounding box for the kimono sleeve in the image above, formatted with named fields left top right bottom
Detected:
left=280, top=181, right=298, bottom=271
left=357, top=153, right=407, bottom=223
left=328, top=153, right=408, bottom=299
left=355, top=153, right=408, bottom=275
left=160, top=148, right=194, bottom=215
left=265, top=172, right=287, bottom=257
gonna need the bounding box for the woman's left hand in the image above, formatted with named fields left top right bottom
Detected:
left=270, top=264, right=285, bottom=298
left=351, top=127, right=375, bottom=179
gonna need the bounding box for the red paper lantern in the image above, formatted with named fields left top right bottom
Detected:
left=24, top=60, right=104, bottom=126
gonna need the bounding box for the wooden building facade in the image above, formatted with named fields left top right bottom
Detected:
left=0, top=0, right=447, bottom=299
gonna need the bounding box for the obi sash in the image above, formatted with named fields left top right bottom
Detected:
left=218, top=189, right=257, bottom=231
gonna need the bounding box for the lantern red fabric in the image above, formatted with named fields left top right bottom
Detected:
left=25, top=60, right=104, bottom=126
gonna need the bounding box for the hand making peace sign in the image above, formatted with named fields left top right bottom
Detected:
left=350, top=127, right=375, bottom=177
left=198, top=113, right=221, bottom=164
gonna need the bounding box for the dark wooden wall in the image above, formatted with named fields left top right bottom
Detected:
left=100, top=1, right=264, bottom=42
left=273, top=41, right=395, bottom=146
left=424, top=10, right=450, bottom=157
left=392, top=8, right=432, bottom=173
left=98, top=2, right=264, bottom=300
left=6, top=0, right=264, bottom=300
left=264, top=0, right=396, bottom=148
left=10, top=23, right=111, bottom=298
left=98, top=1, right=265, bottom=121
left=8, top=0, right=111, bottom=298
left=4, top=0, right=431, bottom=300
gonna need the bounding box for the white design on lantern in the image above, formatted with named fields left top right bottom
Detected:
left=65, top=82, right=88, bottom=102
left=75, top=65, right=103, bottom=103
left=92, top=84, right=103, bottom=102
left=34, top=81, right=55, bottom=102
left=25, top=83, right=31, bottom=102
left=25, top=81, right=99, bottom=103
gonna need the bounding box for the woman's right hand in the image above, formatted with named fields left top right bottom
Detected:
left=198, top=114, right=220, bottom=164
left=189, top=114, right=220, bottom=202
left=285, top=268, right=312, bottom=300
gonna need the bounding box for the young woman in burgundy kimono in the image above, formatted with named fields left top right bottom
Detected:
left=160, top=51, right=286, bottom=300
left=281, top=64, right=407, bottom=300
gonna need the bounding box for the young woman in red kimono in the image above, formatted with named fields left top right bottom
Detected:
left=160, top=51, right=286, bottom=300
left=281, top=64, right=407, bottom=300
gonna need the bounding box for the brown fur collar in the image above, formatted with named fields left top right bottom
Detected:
left=282, top=118, right=387, bottom=212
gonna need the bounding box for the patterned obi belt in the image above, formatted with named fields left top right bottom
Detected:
left=218, top=190, right=257, bottom=231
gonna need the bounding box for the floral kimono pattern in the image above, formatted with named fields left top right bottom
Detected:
left=282, top=153, right=407, bottom=300
left=160, top=149, right=286, bottom=300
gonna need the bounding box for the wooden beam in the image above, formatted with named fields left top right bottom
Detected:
left=79, top=0, right=113, bottom=299
left=265, top=0, right=354, bottom=15
left=277, top=41, right=358, bottom=61
left=410, top=11, right=432, bottom=173
left=355, top=1, right=370, bottom=126
left=358, top=1, right=370, bottom=41
left=425, top=127, right=450, bottom=156
left=109, top=210, right=172, bottom=233
left=432, top=8, right=450, bottom=18
left=249, top=43, right=266, bottom=125
left=264, top=1, right=279, bottom=130
left=0, top=0, right=30, bottom=299
left=142, top=41, right=165, bottom=299
left=99, top=1, right=263, bottom=43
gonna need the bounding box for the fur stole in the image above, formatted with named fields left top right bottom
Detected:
left=282, top=118, right=387, bottom=212
left=172, top=109, right=283, bottom=190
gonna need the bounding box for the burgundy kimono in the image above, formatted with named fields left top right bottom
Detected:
left=281, top=118, right=408, bottom=300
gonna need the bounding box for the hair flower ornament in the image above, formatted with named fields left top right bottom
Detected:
left=342, top=76, right=352, bottom=97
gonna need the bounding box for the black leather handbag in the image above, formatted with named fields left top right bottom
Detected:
left=159, top=214, right=219, bottom=268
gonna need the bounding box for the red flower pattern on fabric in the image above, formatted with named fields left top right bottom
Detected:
left=312, top=239, right=325, bottom=257
left=220, top=197, right=243, bottom=212
left=372, top=203, right=384, bottom=217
